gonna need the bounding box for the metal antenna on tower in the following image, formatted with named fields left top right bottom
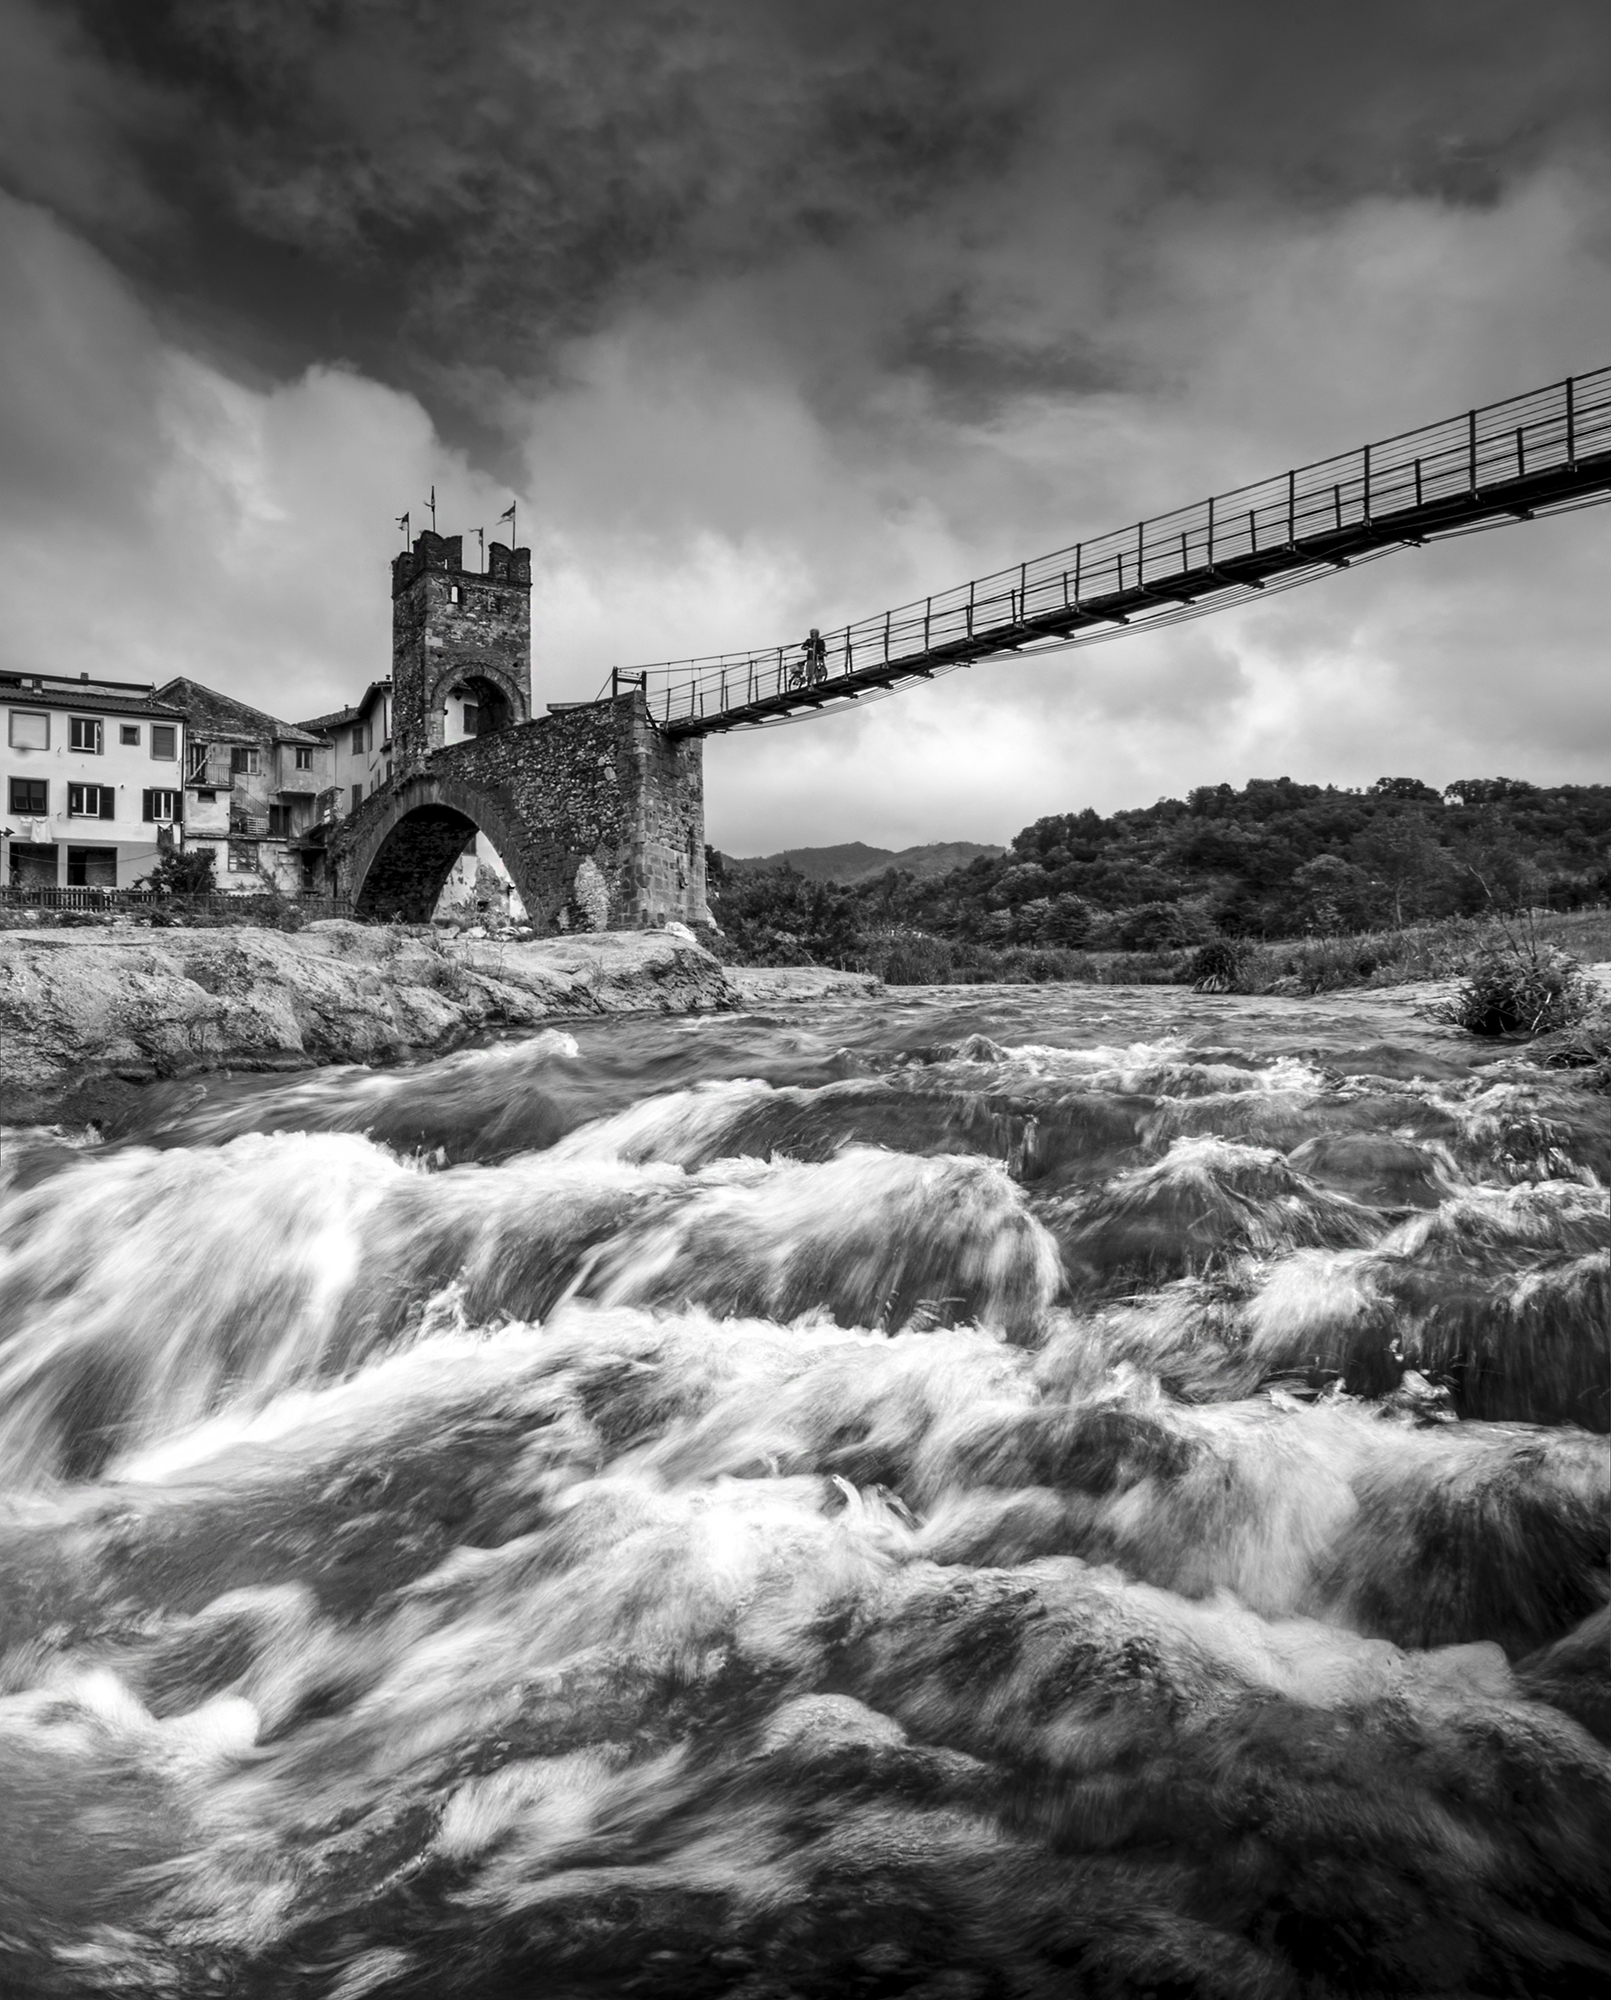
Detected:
left=427, top=485, right=437, bottom=533
left=476, top=527, right=485, bottom=568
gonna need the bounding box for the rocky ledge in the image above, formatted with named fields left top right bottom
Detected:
left=0, top=922, right=734, bottom=1124
left=724, top=965, right=883, bottom=1005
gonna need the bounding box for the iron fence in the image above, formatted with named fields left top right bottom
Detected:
left=0, top=885, right=355, bottom=919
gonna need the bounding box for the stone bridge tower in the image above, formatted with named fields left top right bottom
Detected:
left=391, top=531, right=532, bottom=774
left=328, top=525, right=709, bottom=932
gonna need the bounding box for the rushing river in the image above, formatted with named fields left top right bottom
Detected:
left=0, top=980, right=1607, bottom=1998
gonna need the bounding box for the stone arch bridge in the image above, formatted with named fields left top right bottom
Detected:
left=327, top=691, right=707, bottom=927
left=330, top=366, right=1610, bottom=929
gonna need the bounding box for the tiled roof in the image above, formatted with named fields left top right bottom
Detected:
left=155, top=678, right=322, bottom=747
left=295, top=681, right=389, bottom=737
left=1, top=678, right=184, bottom=721
left=295, top=706, right=359, bottom=733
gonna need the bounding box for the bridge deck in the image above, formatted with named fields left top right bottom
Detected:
left=631, top=368, right=1611, bottom=737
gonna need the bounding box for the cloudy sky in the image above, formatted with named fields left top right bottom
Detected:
left=2, top=0, right=1609, bottom=854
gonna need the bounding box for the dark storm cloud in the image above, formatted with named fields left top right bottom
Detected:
left=1, top=0, right=1019, bottom=416
left=7, top=0, right=1611, bottom=438
left=894, top=289, right=1130, bottom=423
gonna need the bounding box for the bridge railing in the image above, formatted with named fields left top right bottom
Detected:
left=626, top=367, right=1611, bottom=731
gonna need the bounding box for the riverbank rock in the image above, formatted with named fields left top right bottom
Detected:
left=725, top=965, right=883, bottom=1004
left=0, top=922, right=733, bottom=1124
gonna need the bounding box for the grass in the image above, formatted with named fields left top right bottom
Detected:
left=860, top=905, right=1611, bottom=1006
left=1205, top=907, right=1611, bottom=1001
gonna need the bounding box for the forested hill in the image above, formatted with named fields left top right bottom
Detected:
left=727, top=840, right=1003, bottom=884
left=707, top=777, right=1611, bottom=963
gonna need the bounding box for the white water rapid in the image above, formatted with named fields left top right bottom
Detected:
left=0, top=982, right=1606, bottom=1998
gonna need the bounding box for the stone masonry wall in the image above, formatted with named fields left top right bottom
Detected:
left=391, top=532, right=532, bottom=774
left=330, top=693, right=707, bottom=929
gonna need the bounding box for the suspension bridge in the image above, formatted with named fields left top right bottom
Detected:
left=620, top=367, right=1611, bottom=737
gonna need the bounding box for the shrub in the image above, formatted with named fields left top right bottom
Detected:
left=139, top=845, right=218, bottom=897
left=1186, top=938, right=1255, bottom=993
left=1437, top=922, right=1596, bottom=1037
left=876, top=931, right=955, bottom=984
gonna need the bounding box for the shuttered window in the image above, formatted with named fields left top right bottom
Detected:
left=142, top=789, right=182, bottom=823
left=67, top=784, right=115, bottom=819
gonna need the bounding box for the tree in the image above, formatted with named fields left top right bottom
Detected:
left=139, top=844, right=217, bottom=897
left=1368, top=776, right=1441, bottom=802
left=1349, top=817, right=1450, bottom=927
left=1287, top=853, right=1373, bottom=933
left=1443, top=777, right=1537, bottom=807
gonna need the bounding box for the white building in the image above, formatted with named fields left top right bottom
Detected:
left=3, top=670, right=186, bottom=891
left=297, top=681, right=393, bottom=816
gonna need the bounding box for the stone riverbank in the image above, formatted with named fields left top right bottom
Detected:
left=0, top=922, right=739, bottom=1124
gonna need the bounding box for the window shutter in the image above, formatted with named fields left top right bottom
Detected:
left=142, top=789, right=155, bottom=822
left=101, top=788, right=116, bottom=820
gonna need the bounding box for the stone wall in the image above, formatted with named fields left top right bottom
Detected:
left=327, top=693, right=707, bottom=929
left=391, top=531, right=532, bottom=774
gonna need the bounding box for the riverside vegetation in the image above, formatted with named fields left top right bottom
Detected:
left=711, top=774, right=1611, bottom=1002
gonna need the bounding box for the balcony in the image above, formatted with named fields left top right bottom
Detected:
left=185, top=751, right=234, bottom=790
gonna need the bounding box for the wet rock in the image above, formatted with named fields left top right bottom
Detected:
left=1286, top=1131, right=1458, bottom=1208
left=0, top=924, right=733, bottom=1122
left=726, top=964, right=883, bottom=1004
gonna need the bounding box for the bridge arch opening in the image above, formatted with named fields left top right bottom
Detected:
left=351, top=802, right=481, bottom=923
left=431, top=827, right=528, bottom=926
left=443, top=674, right=514, bottom=744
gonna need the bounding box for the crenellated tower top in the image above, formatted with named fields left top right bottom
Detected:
left=389, top=529, right=532, bottom=775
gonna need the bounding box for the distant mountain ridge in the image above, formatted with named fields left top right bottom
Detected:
left=724, top=840, right=1005, bottom=885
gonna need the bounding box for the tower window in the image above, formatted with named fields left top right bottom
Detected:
left=449, top=584, right=462, bottom=604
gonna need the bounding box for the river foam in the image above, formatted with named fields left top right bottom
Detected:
left=0, top=980, right=1606, bottom=1997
